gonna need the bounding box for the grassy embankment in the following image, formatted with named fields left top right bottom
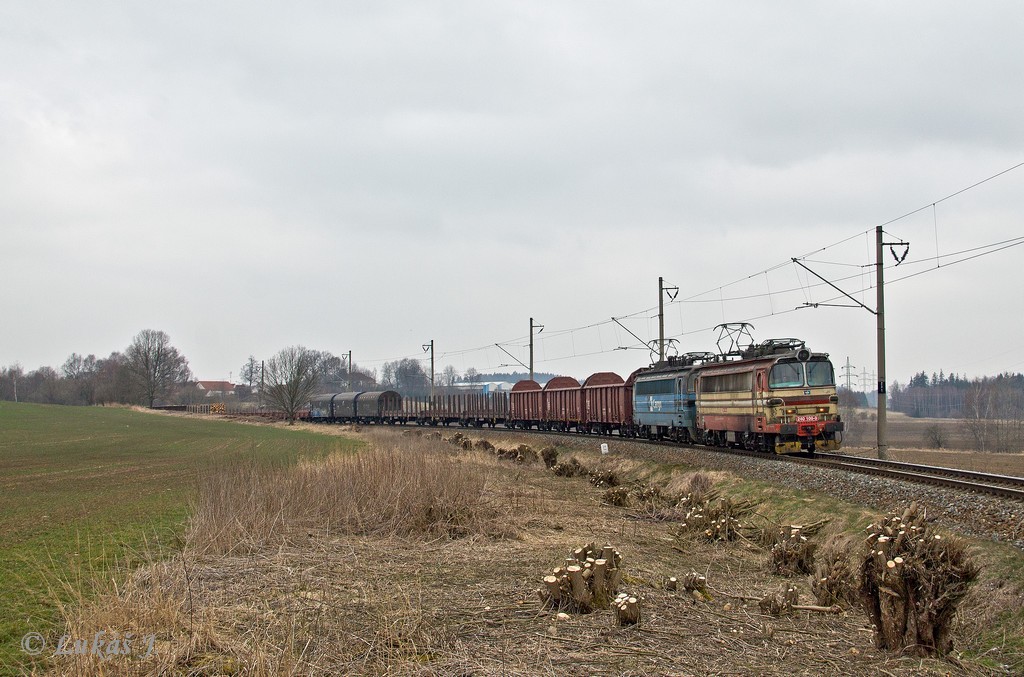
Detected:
left=46, top=428, right=1024, bottom=674
left=0, top=402, right=360, bottom=674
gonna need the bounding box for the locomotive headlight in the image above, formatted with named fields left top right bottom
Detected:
left=785, top=408, right=796, bottom=414
left=817, top=407, right=828, bottom=413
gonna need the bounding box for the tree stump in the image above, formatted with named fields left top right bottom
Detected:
left=759, top=585, right=800, bottom=616
left=769, top=525, right=818, bottom=576
left=614, top=593, right=640, bottom=626
left=537, top=543, right=624, bottom=613
left=860, top=502, right=980, bottom=657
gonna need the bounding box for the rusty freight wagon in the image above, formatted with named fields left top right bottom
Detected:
left=542, top=376, right=582, bottom=432
left=508, top=380, right=543, bottom=429
left=581, top=371, right=635, bottom=435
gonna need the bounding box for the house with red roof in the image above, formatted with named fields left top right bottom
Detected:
left=195, top=380, right=237, bottom=397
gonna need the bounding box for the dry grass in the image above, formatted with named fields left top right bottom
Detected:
left=189, top=433, right=516, bottom=555
left=41, top=427, right=1024, bottom=676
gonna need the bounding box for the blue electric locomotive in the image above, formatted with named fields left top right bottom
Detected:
left=632, top=352, right=716, bottom=442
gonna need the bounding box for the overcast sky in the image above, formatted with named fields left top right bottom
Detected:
left=3, top=1, right=1023, bottom=388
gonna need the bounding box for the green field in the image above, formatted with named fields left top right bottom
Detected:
left=0, top=402, right=361, bottom=673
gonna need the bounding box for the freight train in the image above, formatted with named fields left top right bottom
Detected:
left=305, top=335, right=844, bottom=455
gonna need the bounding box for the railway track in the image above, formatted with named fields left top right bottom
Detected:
left=809, top=452, right=1024, bottom=501
left=455, top=424, right=1024, bottom=502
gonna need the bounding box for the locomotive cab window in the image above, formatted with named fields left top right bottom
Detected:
left=768, top=360, right=803, bottom=388
left=806, top=359, right=836, bottom=387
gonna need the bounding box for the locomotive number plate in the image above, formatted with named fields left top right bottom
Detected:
left=796, top=415, right=819, bottom=423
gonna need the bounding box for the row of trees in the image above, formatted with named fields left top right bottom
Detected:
left=0, top=332, right=376, bottom=414
left=890, top=371, right=1024, bottom=420
left=0, top=329, right=191, bottom=407
left=959, top=376, right=1024, bottom=452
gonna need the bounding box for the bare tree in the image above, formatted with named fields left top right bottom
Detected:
left=263, top=346, right=321, bottom=423
left=923, top=423, right=947, bottom=449
left=238, top=355, right=262, bottom=401
left=125, top=329, right=192, bottom=407
left=240, top=355, right=261, bottom=389
left=441, top=365, right=460, bottom=387
left=93, top=352, right=135, bottom=405
left=61, top=353, right=99, bottom=405
left=0, top=363, right=23, bottom=401
left=311, top=350, right=347, bottom=391
left=380, top=358, right=430, bottom=395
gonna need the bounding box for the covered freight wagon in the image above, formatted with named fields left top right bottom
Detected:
left=543, top=376, right=582, bottom=431
left=581, top=371, right=633, bottom=435
left=508, top=380, right=543, bottom=429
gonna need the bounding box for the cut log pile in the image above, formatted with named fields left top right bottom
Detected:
left=767, top=522, right=827, bottom=576
left=754, top=585, right=840, bottom=617
left=551, top=457, right=587, bottom=477
left=537, top=543, right=625, bottom=614
left=860, top=502, right=980, bottom=657
left=601, top=481, right=663, bottom=509
left=442, top=432, right=475, bottom=450
left=588, top=469, right=620, bottom=488
left=677, top=496, right=757, bottom=542
left=496, top=444, right=539, bottom=463
left=442, top=434, right=539, bottom=463
left=603, top=486, right=631, bottom=507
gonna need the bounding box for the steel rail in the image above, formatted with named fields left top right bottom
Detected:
left=459, top=425, right=1024, bottom=501
left=813, top=452, right=1024, bottom=488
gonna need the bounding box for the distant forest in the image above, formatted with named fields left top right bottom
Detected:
left=889, top=371, right=1024, bottom=420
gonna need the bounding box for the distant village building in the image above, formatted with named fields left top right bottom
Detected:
left=195, top=380, right=237, bottom=397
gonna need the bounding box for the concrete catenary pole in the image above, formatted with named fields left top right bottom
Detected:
left=658, top=277, right=666, bottom=363
left=529, top=318, right=544, bottom=382
left=876, top=226, right=888, bottom=460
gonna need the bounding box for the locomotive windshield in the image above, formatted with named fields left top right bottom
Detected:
left=768, top=361, right=803, bottom=388
left=768, top=358, right=836, bottom=388
left=806, top=358, right=835, bottom=386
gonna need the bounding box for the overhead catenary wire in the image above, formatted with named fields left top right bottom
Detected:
left=363, top=233, right=1021, bottom=371
left=355, top=162, right=1024, bottom=371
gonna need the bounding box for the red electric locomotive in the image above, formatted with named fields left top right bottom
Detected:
left=695, top=338, right=843, bottom=454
